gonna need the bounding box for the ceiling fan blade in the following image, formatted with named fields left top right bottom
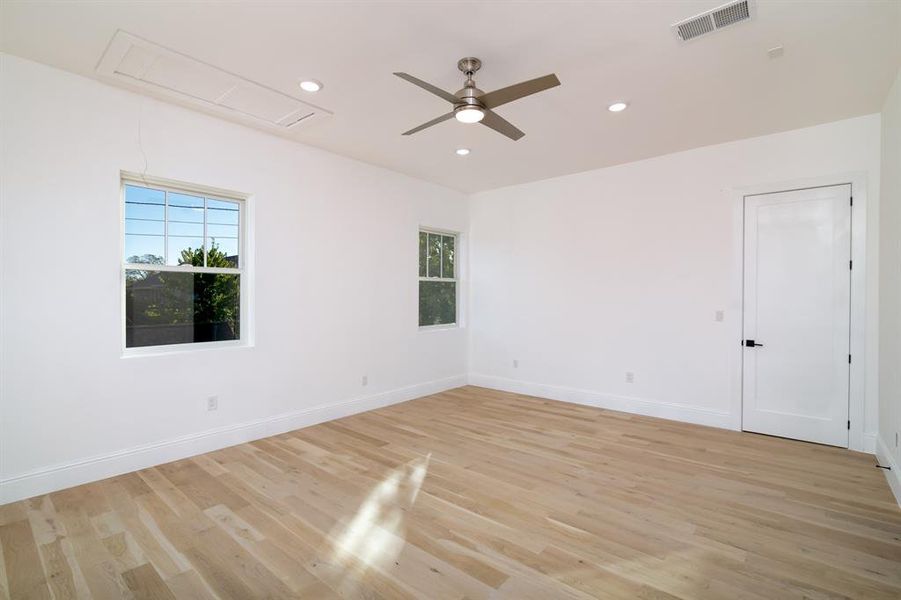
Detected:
left=402, top=112, right=455, bottom=135
left=479, top=74, right=561, bottom=109
left=393, top=72, right=459, bottom=104
left=480, top=109, right=525, bottom=141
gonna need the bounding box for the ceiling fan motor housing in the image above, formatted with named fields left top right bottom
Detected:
left=455, top=85, right=485, bottom=109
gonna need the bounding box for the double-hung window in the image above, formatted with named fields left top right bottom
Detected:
left=419, top=230, right=457, bottom=327
left=122, top=177, right=245, bottom=349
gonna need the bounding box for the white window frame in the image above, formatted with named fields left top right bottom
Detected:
left=418, top=228, right=459, bottom=330
left=120, top=172, right=249, bottom=356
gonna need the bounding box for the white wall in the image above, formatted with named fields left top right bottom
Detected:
left=878, top=68, right=901, bottom=503
left=0, top=55, right=469, bottom=503
left=469, top=115, right=882, bottom=447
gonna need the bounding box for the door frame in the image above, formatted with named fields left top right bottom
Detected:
left=727, top=172, right=874, bottom=453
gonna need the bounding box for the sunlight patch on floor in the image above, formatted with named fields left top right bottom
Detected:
left=330, top=453, right=431, bottom=572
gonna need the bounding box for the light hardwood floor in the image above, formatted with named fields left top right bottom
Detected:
left=2, top=386, right=900, bottom=599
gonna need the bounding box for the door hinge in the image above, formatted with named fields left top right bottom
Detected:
left=849, top=354, right=852, bottom=364
left=847, top=420, right=851, bottom=430
left=849, top=260, right=853, bottom=270
left=850, top=196, right=853, bottom=207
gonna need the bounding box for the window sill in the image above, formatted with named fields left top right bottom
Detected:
left=121, top=339, right=252, bottom=359
left=418, top=324, right=460, bottom=332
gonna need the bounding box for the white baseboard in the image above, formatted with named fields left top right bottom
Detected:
left=876, top=436, right=901, bottom=508
left=468, top=373, right=734, bottom=430
left=863, top=432, right=878, bottom=455
left=0, top=375, right=466, bottom=505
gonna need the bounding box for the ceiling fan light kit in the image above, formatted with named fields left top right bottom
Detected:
left=455, top=107, right=485, bottom=123
left=394, top=57, right=560, bottom=141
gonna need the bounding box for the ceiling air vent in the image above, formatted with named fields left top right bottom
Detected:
left=676, top=15, right=715, bottom=41
left=673, top=1, right=754, bottom=42
left=712, top=1, right=750, bottom=28
left=96, top=30, right=331, bottom=133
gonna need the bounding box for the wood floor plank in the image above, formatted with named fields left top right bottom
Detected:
left=2, top=386, right=900, bottom=599
left=121, top=564, right=176, bottom=600
left=0, top=520, right=51, bottom=600
left=0, top=539, right=10, bottom=600
left=162, top=570, right=219, bottom=600
left=38, top=539, right=79, bottom=600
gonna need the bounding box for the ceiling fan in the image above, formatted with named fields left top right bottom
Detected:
left=394, top=57, right=560, bottom=141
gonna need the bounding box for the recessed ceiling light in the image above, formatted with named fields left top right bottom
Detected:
left=299, top=79, right=323, bottom=92
left=455, top=148, right=471, bottom=156
left=608, top=102, right=628, bottom=112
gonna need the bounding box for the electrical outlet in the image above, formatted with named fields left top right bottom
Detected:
left=361, top=375, right=368, bottom=386
left=625, top=372, right=635, bottom=384
left=715, top=310, right=724, bottom=322
left=513, top=359, right=519, bottom=369
left=207, top=395, right=218, bottom=411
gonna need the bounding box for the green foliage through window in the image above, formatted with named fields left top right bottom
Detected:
left=125, top=243, right=240, bottom=348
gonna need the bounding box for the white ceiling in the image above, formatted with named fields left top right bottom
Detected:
left=2, top=1, right=899, bottom=193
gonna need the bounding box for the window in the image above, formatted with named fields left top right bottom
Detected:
left=122, top=177, right=244, bottom=349
left=419, top=230, right=457, bottom=327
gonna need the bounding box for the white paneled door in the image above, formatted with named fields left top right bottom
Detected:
left=741, top=184, right=852, bottom=447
